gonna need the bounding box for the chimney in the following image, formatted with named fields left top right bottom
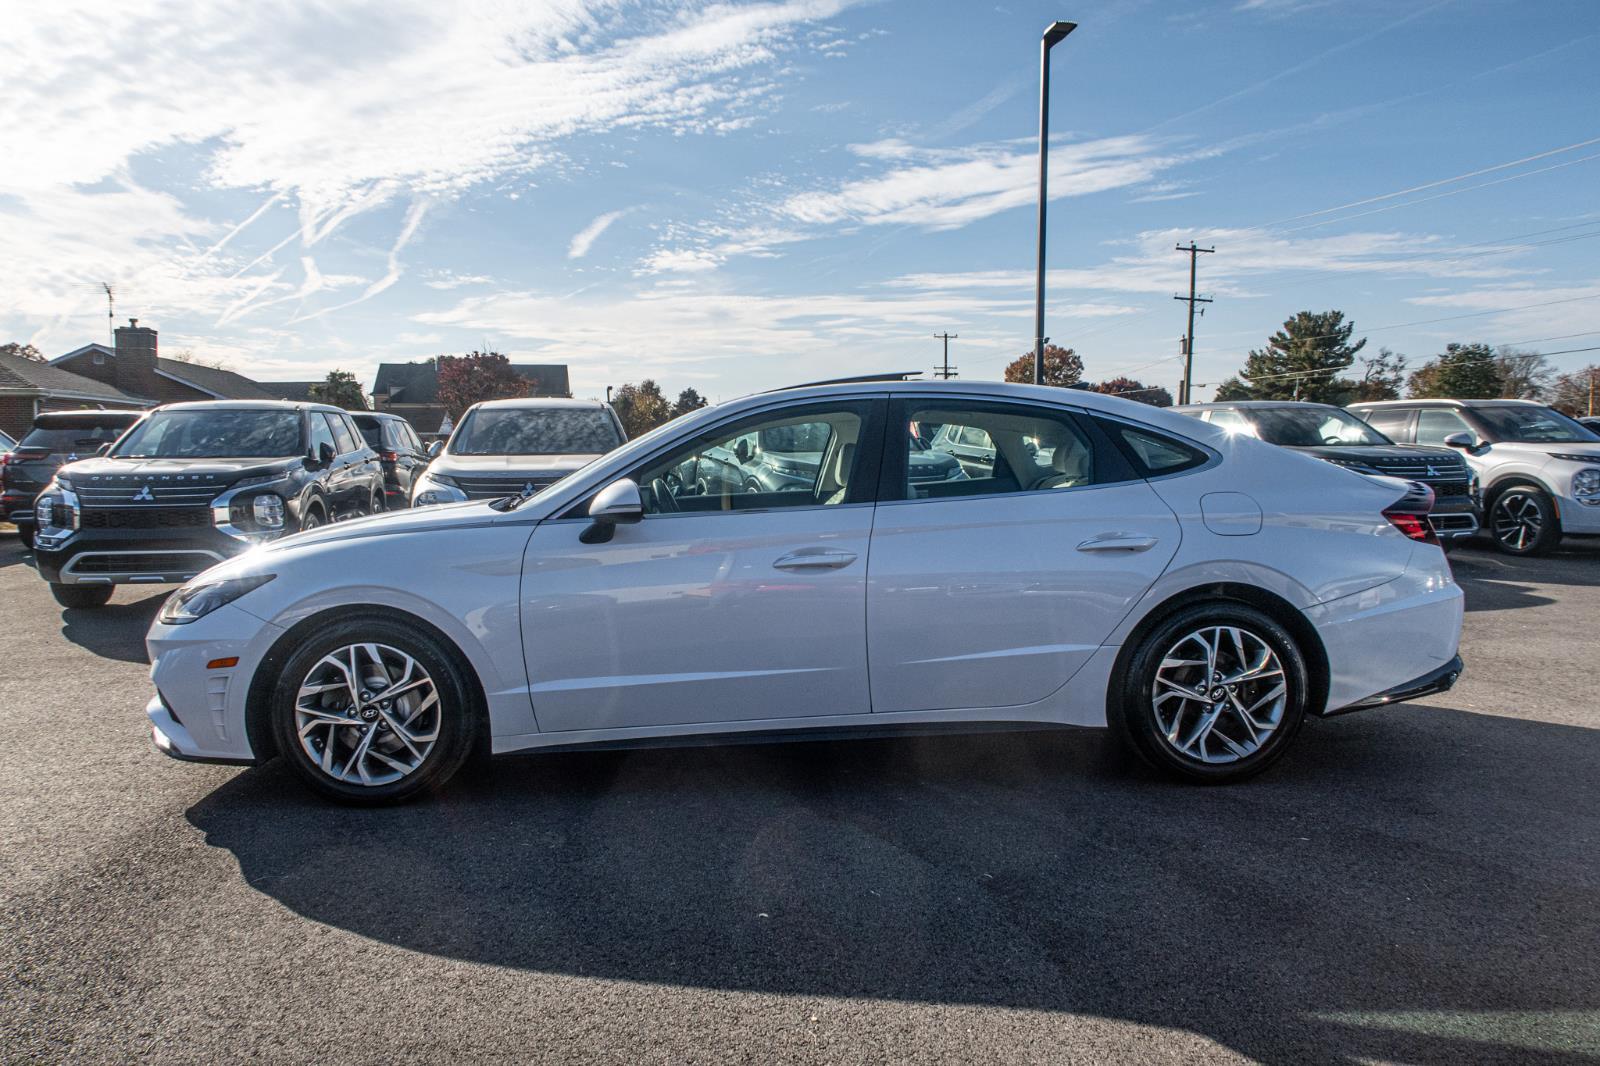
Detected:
left=112, top=318, right=157, bottom=393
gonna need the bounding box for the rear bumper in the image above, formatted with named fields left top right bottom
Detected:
left=1323, top=654, right=1463, bottom=716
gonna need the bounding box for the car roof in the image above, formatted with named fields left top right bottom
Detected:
left=348, top=410, right=403, bottom=420
left=469, top=397, right=609, bottom=411
left=148, top=399, right=344, bottom=414
left=33, top=410, right=144, bottom=425
left=1173, top=401, right=1340, bottom=411
left=1349, top=398, right=1546, bottom=409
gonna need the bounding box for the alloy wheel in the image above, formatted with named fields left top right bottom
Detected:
left=1492, top=491, right=1543, bottom=552
left=294, top=643, right=441, bottom=786
left=1151, top=626, right=1287, bottom=765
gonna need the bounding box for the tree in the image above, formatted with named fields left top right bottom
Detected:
left=1213, top=377, right=1251, bottom=401
left=309, top=369, right=368, bottom=410
left=670, top=387, right=709, bottom=419
left=1547, top=364, right=1600, bottom=416
left=0, top=342, right=44, bottom=362
left=1222, top=310, right=1363, bottom=403
left=435, top=351, right=530, bottom=420
left=1091, top=376, right=1173, bottom=407
left=1495, top=346, right=1554, bottom=400
left=1003, top=345, right=1083, bottom=388
left=610, top=380, right=672, bottom=438
left=1351, top=347, right=1406, bottom=402
left=1407, top=343, right=1504, bottom=399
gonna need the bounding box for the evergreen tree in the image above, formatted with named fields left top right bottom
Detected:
left=308, top=369, right=368, bottom=409
left=1407, top=343, right=1505, bottom=399
left=1227, top=311, right=1363, bottom=403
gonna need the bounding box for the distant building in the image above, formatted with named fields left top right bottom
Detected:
left=0, top=347, right=151, bottom=439
left=0, top=319, right=329, bottom=439
left=370, top=359, right=571, bottom=435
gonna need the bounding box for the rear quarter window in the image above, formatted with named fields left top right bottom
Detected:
left=1098, top=419, right=1210, bottom=477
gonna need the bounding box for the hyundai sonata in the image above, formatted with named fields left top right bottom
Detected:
left=145, top=380, right=1464, bottom=803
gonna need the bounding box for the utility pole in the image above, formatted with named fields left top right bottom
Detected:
left=101, top=282, right=115, bottom=348
left=1174, top=242, right=1213, bottom=404
left=933, top=333, right=958, bottom=379
left=1034, top=21, right=1077, bottom=386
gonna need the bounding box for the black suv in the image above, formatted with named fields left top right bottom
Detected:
left=1173, top=401, right=1481, bottom=545
left=1, top=410, right=145, bottom=547
left=33, top=401, right=383, bottom=608
left=349, top=410, right=430, bottom=509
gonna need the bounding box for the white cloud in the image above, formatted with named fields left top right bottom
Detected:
left=780, top=135, right=1185, bottom=230
left=568, top=209, right=629, bottom=259
left=422, top=271, right=495, bottom=290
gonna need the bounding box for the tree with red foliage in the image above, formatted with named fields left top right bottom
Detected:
left=1092, top=376, right=1173, bottom=407
left=435, top=351, right=530, bottom=420
left=1002, top=345, right=1083, bottom=387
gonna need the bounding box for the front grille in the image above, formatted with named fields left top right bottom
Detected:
left=453, top=474, right=562, bottom=500
left=80, top=507, right=213, bottom=530
left=1361, top=455, right=1469, bottom=484
left=73, top=473, right=230, bottom=505
left=1432, top=481, right=1470, bottom=498
left=70, top=552, right=216, bottom=575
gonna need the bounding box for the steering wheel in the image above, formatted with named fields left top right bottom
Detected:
left=650, top=477, right=679, bottom=513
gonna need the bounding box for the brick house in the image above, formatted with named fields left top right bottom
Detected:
left=371, top=360, right=571, bottom=436
left=0, top=349, right=151, bottom=440
left=51, top=320, right=284, bottom=405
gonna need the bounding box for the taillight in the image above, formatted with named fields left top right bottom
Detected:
left=380, top=450, right=398, bottom=462
left=1384, top=509, right=1437, bottom=543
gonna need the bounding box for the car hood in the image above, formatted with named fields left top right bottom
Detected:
left=257, top=498, right=506, bottom=555
left=910, top=449, right=960, bottom=474
left=1493, top=441, right=1600, bottom=461
left=56, top=455, right=302, bottom=485
left=429, top=453, right=601, bottom=476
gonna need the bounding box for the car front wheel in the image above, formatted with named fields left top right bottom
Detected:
left=1114, top=603, right=1308, bottom=783
left=270, top=617, right=478, bottom=804
left=1490, top=485, right=1558, bottom=556
left=51, top=583, right=114, bottom=609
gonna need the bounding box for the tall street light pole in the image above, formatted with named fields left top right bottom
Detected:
left=1034, top=20, right=1077, bottom=386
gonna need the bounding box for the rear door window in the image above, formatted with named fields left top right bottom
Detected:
left=1360, top=407, right=1413, bottom=442
left=1414, top=409, right=1475, bottom=445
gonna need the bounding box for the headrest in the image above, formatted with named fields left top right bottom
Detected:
left=1052, top=435, right=1090, bottom=478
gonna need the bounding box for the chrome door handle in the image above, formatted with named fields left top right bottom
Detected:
left=1076, top=533, right=1158, bottom=553
left=773, top=549, right=858, bottom=571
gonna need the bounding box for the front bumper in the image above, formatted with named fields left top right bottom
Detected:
left=1324, top=654, right=1464, bottom=716
left=1428, top=496, right=1479, bottom=539
left=146, top=601, right=284, bottom=763
left=35, top=524, right=253, bottom=585
left=1555, top=492, right=1600, bottom=534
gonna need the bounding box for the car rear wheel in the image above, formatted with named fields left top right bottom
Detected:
left=50, top=583, right=114, bottom=609
left=270, top=617, right=478, bottom=805
left=1113, top=603, right=1308, bottom=783
left=1489, top=485, right=1558, bottom=556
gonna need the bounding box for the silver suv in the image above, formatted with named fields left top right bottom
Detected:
left=1347, top=399, right=1600, bottom=555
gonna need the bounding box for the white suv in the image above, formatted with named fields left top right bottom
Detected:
left=1348, top=398, right=1600, bottom=555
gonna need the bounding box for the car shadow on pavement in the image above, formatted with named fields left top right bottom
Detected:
left=189, top=706, right=1600, bottom=1063
left=58, top=592, right=167, bottom=663
left=1450, top=542, right=1600, bottom=613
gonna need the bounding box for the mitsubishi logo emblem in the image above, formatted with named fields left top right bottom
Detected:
left=522, top=482, right=535, bottom=495
left=1426, top=464, right=1439, bottom=477
left=131, top=484, right=155, bottom=502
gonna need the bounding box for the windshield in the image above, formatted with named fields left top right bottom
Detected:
left=18, top=422, right=135, bottom=454
left=113, top=410, right=304, bottom=458
left=450, top=408, right=622, bottom=456
left=1473, top=405, right=1599, bottom=444
left=1249, top=407, right=1391, bottom=447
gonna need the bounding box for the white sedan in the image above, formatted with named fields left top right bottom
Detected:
left=145, top=380, right=1464, bottom=803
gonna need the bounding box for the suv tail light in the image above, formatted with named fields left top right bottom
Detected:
left=379, top=450, right=398, bottom=463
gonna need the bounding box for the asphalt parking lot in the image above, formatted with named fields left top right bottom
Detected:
left=2, top=533, right=1597, bottom=1064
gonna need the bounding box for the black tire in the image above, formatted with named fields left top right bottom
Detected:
left=299, top=504, right=325, bottom=532
left=1488, top=484, right=1558, bottom=556
left=269, top=615, right=479, bottom=805
left=1112, top=602, right=1309, bottom=784
left=16, top=523, right=35, bottom=549
left=51, top=583, right=114, bottom=609
left=368, top=488, right=385, bottom=515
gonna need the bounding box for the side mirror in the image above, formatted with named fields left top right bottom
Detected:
left=579, top=478, right=644, bottom=544
left=1442, top=432, right=1476, bottom=450
left=318, top=441, right=336, bottom=467
left=427, top=440, right=444, bottom=459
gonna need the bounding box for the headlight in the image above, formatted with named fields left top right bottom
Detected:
left=1573, top=467, right=1600, bottom=504
left=413, top=472, right=466, bottom=507
left=36, top=485, right=78, bottom=533
left=158, top=574, right=276, bottom=625
left=251, top=493, right=285, bottom=528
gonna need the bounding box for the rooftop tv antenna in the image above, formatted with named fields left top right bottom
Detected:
left=101, top=283, right=115, bottom=347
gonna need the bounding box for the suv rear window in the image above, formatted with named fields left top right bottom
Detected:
left=18, top=422, right=133, bottom=453
left=353, top=418, right=384, bottom=450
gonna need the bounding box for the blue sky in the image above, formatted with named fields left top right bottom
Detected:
left=2, top=0, right=1597, bottom=401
